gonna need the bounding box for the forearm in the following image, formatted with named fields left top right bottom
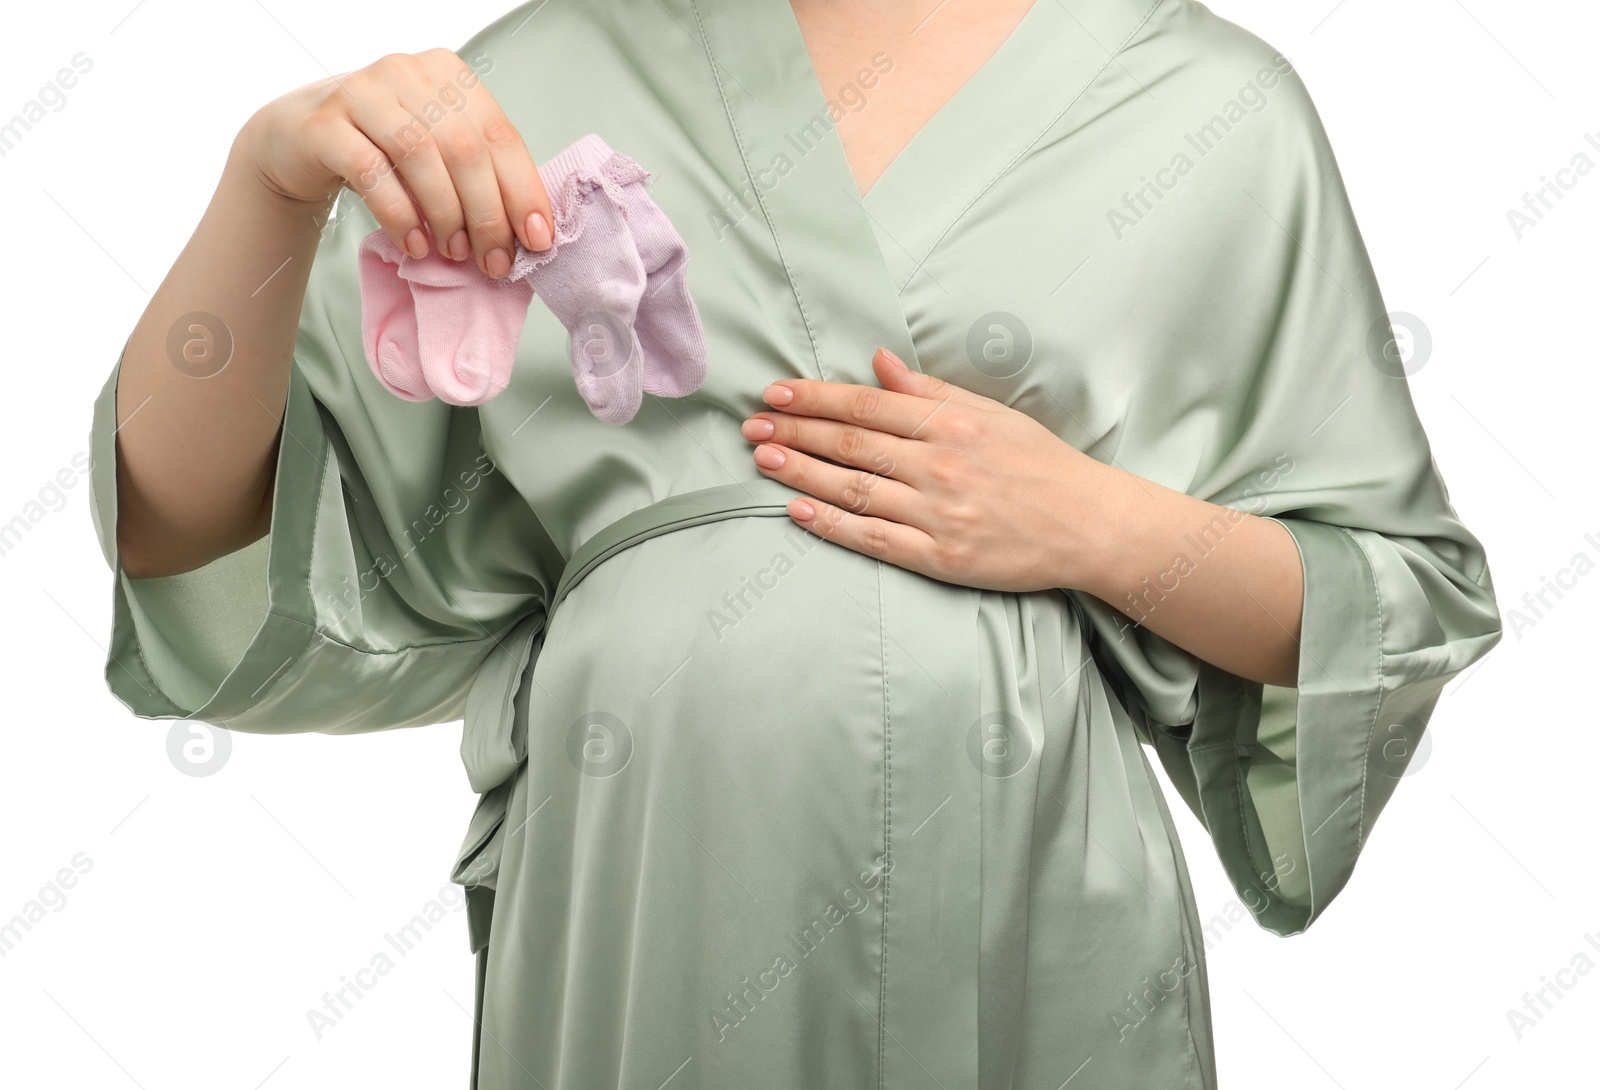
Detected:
left=114, top=126, right=329, bottom=580
left=1079, top=467, right=1305, bottom=689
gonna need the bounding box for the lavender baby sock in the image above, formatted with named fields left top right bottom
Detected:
left=508, top=136, right=652, bottom=425
left=610, top=172, right=708, bottom=398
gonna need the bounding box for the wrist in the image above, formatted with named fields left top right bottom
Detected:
left=1061, top=460, right=1149, bottom=601
left=227, top=117, right=342, bottom=216
left=215, top=160, right=334, bottom=255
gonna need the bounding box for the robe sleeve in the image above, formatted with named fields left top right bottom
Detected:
left=1070, top=58, right=1504, bottom=937
left=86, top=192, right=558, bottom=736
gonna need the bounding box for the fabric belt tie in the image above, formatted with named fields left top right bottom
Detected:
left=449, top=476, right=805, bottom=954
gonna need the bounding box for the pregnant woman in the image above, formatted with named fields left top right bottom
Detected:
left=88, top=0, right=1504, bottom=1086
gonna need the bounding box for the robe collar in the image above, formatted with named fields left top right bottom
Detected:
left=685, top=0, right=1167, bottom=386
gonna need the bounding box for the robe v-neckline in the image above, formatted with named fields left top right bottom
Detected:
left=690, top=0, right=1162, bottom=387
left=784, top=0, right=1051, bottom=204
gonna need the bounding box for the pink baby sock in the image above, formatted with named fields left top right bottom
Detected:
left=402, top=247, right=533, bottom=406
left=357, top=230, right=435, bottom=402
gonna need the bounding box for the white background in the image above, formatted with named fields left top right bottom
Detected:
left=1, top=1, right=1594, bottom=1087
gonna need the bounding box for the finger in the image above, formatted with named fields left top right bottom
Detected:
left=400, top=51, right=518, bottom=276
left=871, top=347, right=1005, bottom=412
left=481, top=111, right=553, bottom=254
left=745, top=411, right=920, bottom=482
left=751, top=442, right=925, bottom=524
left=349, top=92, right=468, bottom=260
left=787, top=489, right=939, bottom=573
left=761, top=377, right=938, bottom=438
left=306, top=108, right=428, bottom=258
left=763, top=366, right=980, bottom=440
left=435, top=122, right=520, bottom=278
left=419, top=48, right=551, bottom=255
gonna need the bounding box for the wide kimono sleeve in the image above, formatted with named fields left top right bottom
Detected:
left=86, top=192, right=559, bottom=736
left=1071, top=57, right=1504, bottom=937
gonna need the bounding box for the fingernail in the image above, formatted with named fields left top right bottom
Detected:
left=879, top=347, right=906, bottom=369
left=742, top=417, right=775, bottom=440
left=762, top=384, right=794, bottom=406
left=449, top=230, right=471, bottom=261
left=754, top=444, right=786, bottom=469
left=404, top=228, right=428, bottom=260
left=790, top=499, right=815, bottom=521
left=487, top=247, right=510, bottom=279
left=528, top=211, right=553, bottom=251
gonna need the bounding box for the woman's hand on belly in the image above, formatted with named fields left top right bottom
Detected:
left=737, top=346, right=1123, bottom=595
left=738, top=346, right=1306, bottom=688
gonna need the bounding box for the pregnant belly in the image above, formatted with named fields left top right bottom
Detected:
left=527, top=514, right=918, bottom=830
left=478, top=508, right=1201, bottom=1087
left=518, top=508, right=1143, bottom=881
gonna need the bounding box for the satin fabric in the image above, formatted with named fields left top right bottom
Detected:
left=87, top=0, right=1504, bottom=1086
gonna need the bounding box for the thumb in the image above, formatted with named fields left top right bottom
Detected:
left=873, top=347, right=995, bottom=408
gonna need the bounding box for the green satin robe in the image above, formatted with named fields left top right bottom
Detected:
left=87, top=0, right=1504, bottom=1086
